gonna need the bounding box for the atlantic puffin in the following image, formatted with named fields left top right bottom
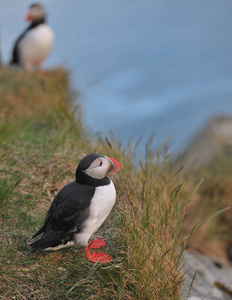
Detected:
left=10, top=3, right=54, bottom=73
left=30, top=154, right=122, bottom=263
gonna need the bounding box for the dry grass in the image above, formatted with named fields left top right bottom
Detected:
left=0, top=68, right=68, bottom=119
left=0, top=68, right=193, bottom=299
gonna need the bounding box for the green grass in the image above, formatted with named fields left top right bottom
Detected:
left=0, top=67, right=218, bottom=299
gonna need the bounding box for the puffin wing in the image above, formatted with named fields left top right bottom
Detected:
left=10, top=26, right=31, bottom=65
left=31, top=181, right=95, bottom=239
left=50, top=185, right=95, bottom=233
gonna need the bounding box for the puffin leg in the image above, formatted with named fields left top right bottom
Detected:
left=88, top=238, right=106, bottom=249
left=84, top=247, right=112, bottom=263
left=37, top=65, right=44, bottom=74
left=25, top=65, right=32, bottom=74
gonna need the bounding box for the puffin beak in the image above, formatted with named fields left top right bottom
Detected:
left=24, top=12, right=32, bottom=22
left=105, top=156, right=122, bottom=175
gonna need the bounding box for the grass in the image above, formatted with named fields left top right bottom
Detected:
left=0, top=68, right=190, bottom=299
left=0, top=67, right=231, bottom=299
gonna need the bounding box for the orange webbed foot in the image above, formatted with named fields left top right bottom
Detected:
left=84, top=246, right=112, bottom=263
left=88, top=251, right=112, bottom=263
left=88, top=239, right=106, bottom=249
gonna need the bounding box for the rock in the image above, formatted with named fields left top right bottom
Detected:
left=177, top=116, right=232, bottom=170
left=181, top=251, right=232, bottom=300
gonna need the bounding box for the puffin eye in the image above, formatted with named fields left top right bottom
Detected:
left=99, top=161, right=103, bottom=166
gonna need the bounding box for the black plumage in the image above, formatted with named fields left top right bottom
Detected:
left=10, top=7, right=45, bottom=66
left=30, top=154, right=115, bottom=253
left=30, top=181, right=95, bottom=252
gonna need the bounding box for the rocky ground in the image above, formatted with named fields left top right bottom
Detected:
left=179, top=116, right=232, bottom=299
left=177, top=116, right=232, bottom=170
left=182, top=252, right=232, bottom=300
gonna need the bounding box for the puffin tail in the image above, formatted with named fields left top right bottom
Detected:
left=29, top=230, right=72, bottom=253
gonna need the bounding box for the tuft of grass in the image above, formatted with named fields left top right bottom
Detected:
left=0, top=68, right=191, bottom=299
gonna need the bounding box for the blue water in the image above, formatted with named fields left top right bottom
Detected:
left=1, top=0, right=232, bottom=156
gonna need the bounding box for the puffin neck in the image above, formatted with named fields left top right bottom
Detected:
left=75, top=168, right=110, bottom=187
left=28, top=18, right=45, bottom=29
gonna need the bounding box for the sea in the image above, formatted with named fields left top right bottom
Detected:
left=1, top=0, right=232, bottom=158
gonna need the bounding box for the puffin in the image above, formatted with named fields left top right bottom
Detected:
left=30, top=154, right=122, bottom=263
left=10, top=3, right=54, bottom=73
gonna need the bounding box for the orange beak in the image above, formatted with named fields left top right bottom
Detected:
left=24, top=12, right=32, bottom=22
left=105, top=156, right=122, bottom=175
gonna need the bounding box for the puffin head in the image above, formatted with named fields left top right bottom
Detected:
left=76, top=153, right=121, bottom=185
left=25, top=3, right=46, bottom=23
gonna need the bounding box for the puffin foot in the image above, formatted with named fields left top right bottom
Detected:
left=84, top=247, right=112, bottom=263
left=88, top=239, right=106, bottom=249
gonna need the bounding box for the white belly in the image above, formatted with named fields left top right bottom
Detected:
left=75, top=180, right=116, bottom=247
left=18, top=24, right=54, bottom=67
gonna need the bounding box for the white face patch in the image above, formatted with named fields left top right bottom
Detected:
left=83, top=157, right=109, bottom=179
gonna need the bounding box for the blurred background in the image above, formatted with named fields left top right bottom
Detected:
left=1, top=0, right=232, bottom=156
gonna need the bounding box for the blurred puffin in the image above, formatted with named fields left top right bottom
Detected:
left=30, top=154, right=122, bottom=263
left=10, top=3, right=54, bottom=73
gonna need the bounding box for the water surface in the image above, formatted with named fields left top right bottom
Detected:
left=1, top=0, right=232, bottom=156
